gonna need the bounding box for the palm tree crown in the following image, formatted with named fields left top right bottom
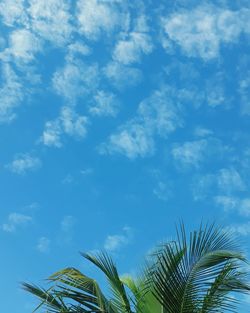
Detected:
left=23, top=223, right=250, bottom=313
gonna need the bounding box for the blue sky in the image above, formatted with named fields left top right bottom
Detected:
left=1, top=0, right=250, bottom=311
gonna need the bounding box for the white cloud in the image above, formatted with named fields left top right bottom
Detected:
left=42, top=106, right=88, bottom=147
left=0, top=63, right=23, bottom=123
left=104, top=226, right=132, bottom=252
left=0, top=0, right=28, bottom=26
left=239, top=73, right=250, bottom=115
left=37, top=237, right=50, bottom=253
left=42, top=119, right=62, bottom=147
left=192, top=174, right=214, bottom=201
left=61, top=215, right=75, bottom=232
left=66, top=42, right=91, bottom=62
left=217, top=168, right=246, bottom=193
left=80, top=168, right=93, bottom=176
left=2, top=213, right=32, bottom=232
left=101, top=87, right=183, bottom=158
left=194, top=127, right=213, bottom=137
left=172, top=139, right=207, bottom=168
left=52, top=60, right=99, bottom=104
left=225, top=222, right=250, bottom=236
left=62, top=174, right=74, bottom=184
left=60, top=106, right=88, bottom=137
left=58, top=215, right=75, bottom=244
left=113, top=32, right=153, bottom=65
left=28, top=0, right=73, bottom=46
left=239, top=199, right=250, bottom=217
left=214, top=196, right=250, bottom=217
left=77, top=0, right=124, bottom=40
left=214, top=195, right=238, bottom=212
left=153, top=181, right=172, bottom=201
left=6, top=29, right=41, bottom=63
left=193, top=167, right=246, bottom=202
left=6, top=153, right=41, bottom=174
left=89, top=90, right=119, bottom=117
left=100, top=123, right=154, bottom=159
left=104, top=61, right=142, bottom=90
left=162, top=6, right=250, bottom=60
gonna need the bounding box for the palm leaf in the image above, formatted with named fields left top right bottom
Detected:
left=151, top=223, right=250, bottom=313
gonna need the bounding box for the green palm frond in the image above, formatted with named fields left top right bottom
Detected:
left=22, top=283, right=68, bottom=312
left=151, top=223, right=250, bottom=313
left=81, top=252, right=132, bottom=313
left=23, top=223, right=250, bottom=313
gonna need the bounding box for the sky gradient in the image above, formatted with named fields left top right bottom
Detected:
left=1, top=0, right=250, bottom=311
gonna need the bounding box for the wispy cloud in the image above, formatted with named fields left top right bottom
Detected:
left=76, top=0, right=125, bottom=40
left=217, top=168, right=246, bottom=194
left=28, top=0, right=73, bottom=46
left=161, top=5, right=250, bottom=60
left=104, top=226, right=133, bottom=252
left=193, top=167, right=246, bottom=202
left=226, top=222, right=250, bottom=236
left=0, top=0, right=28, bottom=27
left=61, top=215, right=75, bottom=233
left=6, top=153, right=41, bottom=174
left=36, top=237, right=50, bottom=253
left=59, top=215, right=75, bottom=244
left=239, top=72, right=250, bottom=115
left=89, top=90, right=119, bottom=117
left=52, top=59, right=99, bottom=104
left=103, top=61, right=142, bottom=90
left=100, top=87, right=183, bottom=158
left=153, top=181, right=172, bottom=201
left=2, top=213, right=32, bottom=232
left=2, top=29, right=42, bottom=63
left=42, top=106, right=89, bottom=147
left=0, top=63, right=23, bottom=123
left=113, top=32, right=153, bottom=65
left=172, top=140, right=208, bottom=169
left=214, top=196, right=250, bottom=217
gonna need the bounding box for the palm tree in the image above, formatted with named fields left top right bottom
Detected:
left=23, top=223, right=250, bottom=313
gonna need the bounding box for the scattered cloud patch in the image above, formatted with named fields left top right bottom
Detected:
left=37, top=237, right=50, bottom=253
left=217, top=168, right=246, bottom=194
left=104, top=226, right=133, bottom=252
left=6, top=29, right=41, bottom=63
left=113, top=32, right=153, bottom=65
left=103, top=61, right=142, bottom=90
left=54, top=215, right=76, bottom=245
left=80, top=168, right=93, bottom=176
left=76, top=0, right=123, bottom=40
left=42, top=106, right=89, bottom=147
left=89, top=90, right=119, bottom=117
left=6, top=153, right=41, bottom=174
left=0, top=0, right=28, bottom=26
left=100, top=87, right=183, bottom=158
left=215, top=196, right=250, bottom=217
left=61, top=215, right=75, bottom=233
left=100, top=122, right=154, bottom=159
left=161, top=6, right=250, bottom=60
left=226, top=222, right=250, bottom=236
left=153, top=181, right=172, bottom=201
left=172, top=139, right=207, bottom=169
left=28, top=0, right=73, bottom=46
left=239, top=73, right=250, bottom=115
left=194, top=127, right=213, bottom=137
left=52, top=60, right=99, bottom=104
left=0, top=63, right=23, bottom=123
left=2, top=213, right=32, bottom=232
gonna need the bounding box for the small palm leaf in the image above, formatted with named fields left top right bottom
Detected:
left=82, top=252, right=132, bottom=313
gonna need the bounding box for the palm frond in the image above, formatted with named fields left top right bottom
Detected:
left=82, top=252, right=132, bottom=313
left=151, top=223, right=250, bottom=313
